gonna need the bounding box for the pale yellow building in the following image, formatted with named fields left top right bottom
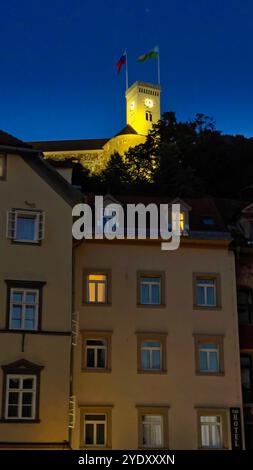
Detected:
left=0, top=130, right=81, bottom=449
left=71, top=196, right=244, bottom=450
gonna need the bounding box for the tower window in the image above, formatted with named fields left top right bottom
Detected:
left=145, top=111, right=152, bottom=122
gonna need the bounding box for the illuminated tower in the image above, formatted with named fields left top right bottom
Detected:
left=125, top=81, right=161, bottom=136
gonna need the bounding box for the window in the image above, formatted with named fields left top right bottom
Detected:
left=80, top=406, right=112, bottom=448
left=199, top=343, right=219, bottom=373
left=1, top=359, right=43, bottom=422
left=193, top=273, right=221, bottom=308
left=5, top=375, right=36, bottom=420
left=145, top=111, right=152, bottom=122
left=137, top=407, right=168, bottom=449
left=241, top=355, right=253, bottom=403
left=6, top=280, right=44, bottom=331
left=0, top=153, right=6, bottom=180
left=82, top=332, right=112, bottom=372
left=202, top=217, right=215, bottom=226
left=7, top=209, right=45, bottom=243
left=137, top=333, right=167, bottom=373
left=197, top=409, right=228, bottom=449
left=194, top=335, right=224, bottom=375
left=200, top=415, right=222, bottom=448
left=238, top=288, right=253, bottom=325
left=141, top=341, right=161, bottom=370
left=83, top=271, right=111, bottom=304
left=138, top=272, right=165, bottom=306
left=9, top=289, right=39, bottom=330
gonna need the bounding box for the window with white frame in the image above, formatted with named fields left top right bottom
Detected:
left=142, top=415, right=163, bottom=448
left=85, top=339, right=107, bottom=369
left=198, top=343, right=219, bottom=373
left=86, top=273, right=108, bottom=303
left=9, top=288, right=39, bottom=330
left=7, top=209, right=45, bottom=243
left=84, top=414, right=107, bottom=446
left=200, top=415, right=223, bottom=448
left=5, top=375, right=36, bottom=420
left=141, top=341, right=161, bottom=370
left=140, top=276, right=161, bottom=305
left=196, top=278, right=216, bottom=307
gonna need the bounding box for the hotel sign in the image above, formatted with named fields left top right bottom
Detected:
left=230, top=407, right=242, bottom=450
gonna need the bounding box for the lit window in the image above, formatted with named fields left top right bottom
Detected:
left=200, top=416, right=223, bottom=448
left=196, top=279, right=216, bottom=307
left=84, top=414, right=107, bottom=447
left=140, top=277, right=161, bottom=305
left=9, top=289, right=39, bottom=330
left=7, top=210, right=45, bottom=243
left=5, top=375, right=36, bottom=420
left=87, top=274, right=107, bottom=303
left=141, top=341, right=161, bottom=370
left=0, top=153, right=6, bottom=179
left=199, top=343, right=219, bottom=373
left=85, top=339, right=107, bottom=369
left=180, top=212, right=185, bottom=231
left=142, top=415, right=163, bottom=448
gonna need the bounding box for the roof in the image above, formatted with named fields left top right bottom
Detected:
left=28, top=138, right=109, bottom=152
left=84, top=194, right=228, bottom=234
left=0, top=130, right=82, bottom=206
left=0, top=130, right=31, bottom=149
left=114, top=125, right=138, bottom=137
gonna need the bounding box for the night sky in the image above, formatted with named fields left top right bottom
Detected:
left=1, top=0, right=253, bottom=141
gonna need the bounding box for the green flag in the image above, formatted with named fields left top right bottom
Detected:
left=138, top=46, right=159, bottom=63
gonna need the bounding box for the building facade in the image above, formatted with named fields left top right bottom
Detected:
left=71, top=197, right=244, bottom=449
left=0, top=132, right=81, bottom=448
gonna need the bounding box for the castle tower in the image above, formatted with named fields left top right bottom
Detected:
left=125, top=81, right=161, bottom=136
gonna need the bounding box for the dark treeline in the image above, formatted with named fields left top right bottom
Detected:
left=72, top=112, right=253, bottom=198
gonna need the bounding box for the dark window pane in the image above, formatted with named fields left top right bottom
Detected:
left=97, top=348, right=106, bottom=368
left=8, top=392, right=19, bottom=404
left=9, top=378, right=20, bottom=389
left=8, top=405, right=18, bottom=417
left=141, top=284, right=149, bottom=304
left=152, top=350, right=161, bottom=369
left=85, top=423, right=94, bottom=445
left=141, top=350, right=150, bottom=369
left=97, top=424, right=105, bottom=445
left=16, top=216, right=36, bottom=241
left=86, top=348, right=95, bottom=367
left=23, top=379, right=34, bottom=389
left=85, top=414, right=106, bottom=421
left=22, top=392, right=33, bottom=404
left=22, top=406, right=32, bottom=418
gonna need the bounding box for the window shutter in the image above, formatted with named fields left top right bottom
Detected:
left=38, top=212, right=45, bottom=241
left=6, top=209, right=16, bottom=239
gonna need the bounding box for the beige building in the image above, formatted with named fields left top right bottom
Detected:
left=71, top=196, right=244, bottom=450
left=0, top=131, right=81, bottom=449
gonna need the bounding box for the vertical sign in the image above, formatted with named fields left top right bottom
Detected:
left=230, top=407, right=242, bottom=450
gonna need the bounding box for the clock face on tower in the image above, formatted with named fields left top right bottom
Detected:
left=144, top=98, right=154, bottom=108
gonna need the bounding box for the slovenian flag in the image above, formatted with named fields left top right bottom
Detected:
left=117, top=51, right=127, bottom=73
left=138, top=46, right=159, bottom=63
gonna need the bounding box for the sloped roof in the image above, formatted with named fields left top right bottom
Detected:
left=0, top=130, right=31, bottom=148
left=28, top=138, right=109, bottom=152
left=114, top=125, right=138, bottom=137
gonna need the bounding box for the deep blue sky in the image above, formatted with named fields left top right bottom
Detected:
left=1, top=0, right=253, bottom=141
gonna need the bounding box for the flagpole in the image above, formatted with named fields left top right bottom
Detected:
left=125, top=50, right=129, bottom=90
left=157, top=46, right=160, bottom=85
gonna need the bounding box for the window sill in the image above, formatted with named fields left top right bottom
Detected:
left=137, top=369, right=167, bottom=375
left=137, top=303, right=166, bottom=309
left=195, top=371, right=225, bottom=377
left=82, top=302, right=112, bottom=307
left=10, top=240, right=41, bottom=246
left=193, top=305, right=222, bottom=311
left=81, top=368, right=111, bottom=374
left=0, top=419, right=40, bottom=424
